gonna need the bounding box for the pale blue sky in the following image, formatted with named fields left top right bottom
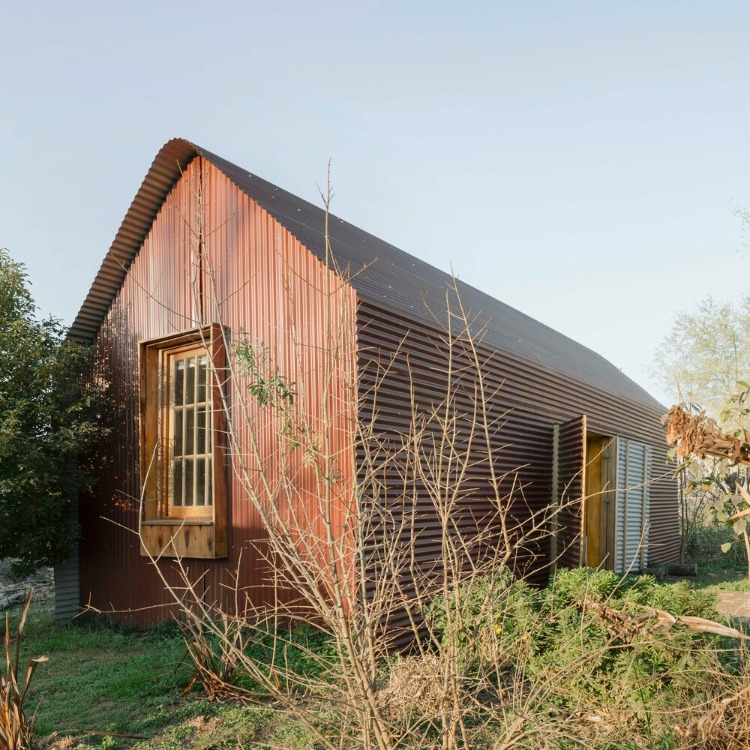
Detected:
left=2, top=1, right=749, bottom=404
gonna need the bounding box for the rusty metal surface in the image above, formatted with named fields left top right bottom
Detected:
left=78, top=158, right=357, bottom=626
left=356, top=300, right=678, bottom=596
left=555, top=416, right=587, bottom=570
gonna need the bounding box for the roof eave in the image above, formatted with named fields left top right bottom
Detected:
left=69, top=138, right=199, bottom=342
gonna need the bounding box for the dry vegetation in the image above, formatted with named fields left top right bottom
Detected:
left=1, top=591, right=47, bottom=750
left=8, top=570, right=750, bottom=750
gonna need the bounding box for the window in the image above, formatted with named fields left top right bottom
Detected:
left=139, top=325, right=228, bottom=559
left=168, top=347, right=213, bottom=517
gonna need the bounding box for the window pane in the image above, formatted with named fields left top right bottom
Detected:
left=196, top=458, right=206, bottom=506
left=197, top=356, right=207, bottom=403
left=166, top=347, right=214, bottom=516
left=196, top=407, right=206, bottom=454
left=184, top=460, right=194, bottom=506
left=185, top=409, right=195, bottom=456
left=207, top=458, right=212, bottom=506
left=185, top=357, right=196, bottom=405
left=173, top=409, right=183, bottom=457
left=172, top=459, right=183, bottom=506
left=174, top=360, right=185, bottom=406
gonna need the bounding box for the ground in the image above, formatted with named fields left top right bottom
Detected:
left=5, top=553, right=750, bottom=749
left=8, top=599, right=314, bottom=750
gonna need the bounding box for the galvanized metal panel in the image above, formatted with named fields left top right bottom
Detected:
left=53, top=546, right=79, bottom=624
left=614, top=440, right=651, bottom=573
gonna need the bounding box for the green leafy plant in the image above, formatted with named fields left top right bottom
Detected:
left=234, top=338, right=297, bottom=410
left=234, top=336, right=299, bottom=439
left=0, top=249, right=105, bottom=574
left=426, top=566, right=727, bottom=736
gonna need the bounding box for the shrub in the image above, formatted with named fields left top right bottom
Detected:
left=0, top=249, right=105, bottom=575
left=424, top=566, right=540, bottom=664
left=426, top=566, right=727, bottom=739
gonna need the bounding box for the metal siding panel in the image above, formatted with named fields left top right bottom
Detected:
left=78, top=159, right=357, bottom=626
left=648, top=451, right=679, bottom=565
left=556, top=416, right=587, bottom=569
left=54, top=547, right=80, bottom=623
left=615, top=439, right=625, bottom=573
left=614, top=441, right=655, bottom=573
left=71, top=139, right=662, bottom=411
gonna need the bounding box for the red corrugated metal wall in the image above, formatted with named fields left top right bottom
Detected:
left=79, top=158, right=357, bottom=626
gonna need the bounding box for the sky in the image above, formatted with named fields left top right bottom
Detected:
left=2, top=1, right=749, bottom=405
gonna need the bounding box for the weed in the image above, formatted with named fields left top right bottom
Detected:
left=0, top=590, right=47, bottom=750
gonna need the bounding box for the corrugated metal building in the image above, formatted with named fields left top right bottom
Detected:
left=58, top=139, right=678, bottom=625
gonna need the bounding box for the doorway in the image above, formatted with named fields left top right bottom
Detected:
left=584, top=434, right=616, bottom=569
left=553, top=420, right=652, bottom=573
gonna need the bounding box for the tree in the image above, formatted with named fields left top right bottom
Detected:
left=0, top=249, right=103, bottom=575
left=654, top=296, right=750, bottom=562
left=652, top=296, right=750, bottom=423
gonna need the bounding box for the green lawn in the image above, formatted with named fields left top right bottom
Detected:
left=9, top=602, right=312, bottom=750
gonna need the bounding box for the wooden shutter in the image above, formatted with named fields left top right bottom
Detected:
left=553, top=415, right=587, bottom=569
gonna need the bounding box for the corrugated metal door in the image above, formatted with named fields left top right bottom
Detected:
left=555, top=415, right=587, bottom=569
left=614, top=439, right=651, bottom=573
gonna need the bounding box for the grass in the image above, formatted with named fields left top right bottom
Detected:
left=27, top=618, right=183, bottom=739
left=9, top=553, right=750, bottom=750
left=10, top=601, right=315, bottom=750
left=681, top=556, right=749, bottom=590
left=679, top=524, right=750, bottom=592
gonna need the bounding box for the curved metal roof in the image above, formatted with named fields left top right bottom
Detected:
left=71, top=138, right=662, bottom=410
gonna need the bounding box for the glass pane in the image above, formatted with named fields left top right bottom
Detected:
left=184, top=460, right=194, bottom=506
left=196, top=407, right=206, bottom=454
left=172, top=460, right=183, bottom=506
left=207, top=410, right=212, bottom=452
left=185, top=409, right=195, bottom=456
left=207, top=458, right=213, bottom=506
left=197, top=356, right=207, bottom=403
left=185, top=357, right=196, bottom=405
left=174, top=360, right=185, bottom=406
left=173, top=409, right=183, bottom=456
left=196, top=458, right=206, bottom=506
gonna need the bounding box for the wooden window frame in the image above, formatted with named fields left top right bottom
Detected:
left=164, top=343, right=213, bottom=520
left=138, top=324, right=228, bottom=559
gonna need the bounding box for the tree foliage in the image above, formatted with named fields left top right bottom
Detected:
left=653, top=296, right=750, bottom=423
left=0, top=249, right=103, bottom=574
left=655, top=295, right=750, bottom=570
